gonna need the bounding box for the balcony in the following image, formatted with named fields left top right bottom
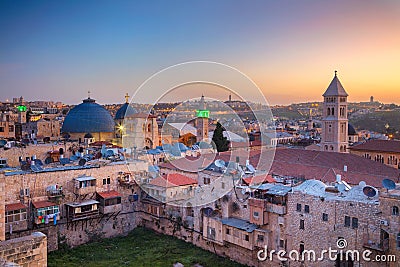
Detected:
left=73, top=176, right=97, bottom=195
left=266, top=203, right=286, bottom=215
left=363, top=238, right=389, bottom=252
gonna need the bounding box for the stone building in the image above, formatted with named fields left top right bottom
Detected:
left=23, top=118, right=61, bottom=141
left=350, top=139, right=400, bottom=169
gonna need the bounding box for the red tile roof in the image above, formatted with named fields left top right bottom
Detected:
left=32, top=201, right=58, bottom=209
left=150, top=173, right=197, bottom=188
left=160, top=148, right=400, bottom=188
left=243, top=174, right=275, bottom=186
left=97, top=190, right=121, bottom=199
left=5, top=202, right=27, bottom=212
left=351, top=140, right=400, bottom=154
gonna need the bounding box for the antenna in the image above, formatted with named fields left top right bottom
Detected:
left=358, top=181, right=366, bottom=187
left=78, top=158, right=86, bottom=166
left=363, top=186, right=377, bottom=198
left=382, top=179, right=396, bottom=191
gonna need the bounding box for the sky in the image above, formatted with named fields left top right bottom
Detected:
left=0, top=0, right=399, bottom=105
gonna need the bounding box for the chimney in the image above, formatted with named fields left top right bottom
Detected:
left=336, top=174, right=341, bottom=183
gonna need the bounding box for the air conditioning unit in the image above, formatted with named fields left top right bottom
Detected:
left=380, top=220, right=389, bottom=226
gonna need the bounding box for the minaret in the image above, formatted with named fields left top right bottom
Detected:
left=196, top=95, right=209, bottom=142
left=321, top=71, right=349, bottom=153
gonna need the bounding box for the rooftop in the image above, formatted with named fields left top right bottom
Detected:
left=149, top=173, right=197, bottom=188
left=351, top=139, right=400, bottom=154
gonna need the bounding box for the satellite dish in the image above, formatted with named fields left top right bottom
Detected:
left=21, top=164, right=30, bottom=171
left=337, top=184, right=346, bottom=194
left=382, top=179, right=396, bottom=190
left=214, top=159, right=226, bottom=168
left=78, top=158, right=86, bottom=166
left=363, top=186, right=377, bottom=198
left=359, top=181, right=366, bottom=187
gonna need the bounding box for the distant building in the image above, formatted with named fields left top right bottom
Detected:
left=23, top=118, right=61, bottom=141
left=321, top=71, right=349, bottom=153
left=350, top=139, right=400, bottom=169
left=0, top=113, right=16, bottom=139
left=115, top=94, right=159, bottom=149
left=370, top=95, right=374, bottom=103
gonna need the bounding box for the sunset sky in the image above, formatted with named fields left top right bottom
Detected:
left=0, top=0, right=399, bottom=105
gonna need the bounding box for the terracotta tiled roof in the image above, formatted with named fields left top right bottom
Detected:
left=32, top=201, right=58, bottom=209
left=5, top=202, right=27, bottom=212
left=97, top=190, right=121, bottom=199
left=243, top=174, right=275, bottom=186
left=351, top=140, right=400, bottom=154
left=150, top=173, right=197, bottom=188
left=160, top=148, right=400, bottom=188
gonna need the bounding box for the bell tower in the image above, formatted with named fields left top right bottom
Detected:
left=196, top=95, right=209, bottom=142
left=321, top=71, right=349, bottom=153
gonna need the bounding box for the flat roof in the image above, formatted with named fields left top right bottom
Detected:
left=32, top=201, right=58, bottom=209
left=97, top=190, right=121, bottom=199
left=66, top=199, right=99, bottom=207
left=5, top=202, right=27, bottom=212
left=221, top=217, right=258, bottom=233
left=74, top=176, right=96, bottom=182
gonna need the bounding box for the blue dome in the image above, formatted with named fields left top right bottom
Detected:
left=62, top=98, right=115, bottom=133
left=115, top=103, right=137, bottom=120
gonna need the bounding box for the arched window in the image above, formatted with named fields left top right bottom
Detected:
left=331, top=107, right=335, bottom=116
left=327, top=108, right=331, bottom=116
left=147, top=124, right=151, bottom=132
left=392, top=206, right=399, bottom=216
left=325, top=145, right=328, bottom=151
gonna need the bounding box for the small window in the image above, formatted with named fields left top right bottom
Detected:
left=352, top=217, right=358, bottom=229
left=300, top=219, right=304, bottom=230
left=253, top=211, right=259, bottom=218
left=279, top=239, right=285, bottom=248
left=304, top=205, right=310, bottom=213
left=244, top=234, right=249, bottom=241
left=344, top=216, right=350, bottom=227
left=299, top=243, right=305, bottom=254
left=392, top=206, right=399, bottom=216
left=226, top=228, right=230, bottom=235
left=204, top=177, right=210, bottom=185
left=257, top=234, right=264, bottom=242
left=397, top=233, right=400, bottom=248
left=296, top=203, right=302, bottom=212
left=322, top=213, right=328, bottom=222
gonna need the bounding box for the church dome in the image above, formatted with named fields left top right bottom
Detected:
left=61, top=98, right=115, bottom=133
left=348, top=124, right=357, bottom=136
left=115, top=103, right=137, bottom=120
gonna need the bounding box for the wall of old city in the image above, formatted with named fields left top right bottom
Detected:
left=286, top=192, right=384, bottom=267
left=0, top=232, right=47, bottom=267
left=1, top=160, right=147, bottom=250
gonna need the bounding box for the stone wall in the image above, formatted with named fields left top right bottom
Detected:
left=1, top=160, right=147, bottom=250
left=0, top=232, right=47, bottom=267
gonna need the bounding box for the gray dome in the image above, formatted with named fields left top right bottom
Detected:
left=62, top=98, right=114, bottom=133
left=115, top=103, right=137, bottom=120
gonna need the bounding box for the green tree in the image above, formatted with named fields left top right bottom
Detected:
left=212, top=122, right=230, bottom=152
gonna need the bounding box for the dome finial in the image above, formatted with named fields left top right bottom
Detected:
left=88, top=90, right=91, bottom=99
left=125, top=93, right=129, bottom=103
